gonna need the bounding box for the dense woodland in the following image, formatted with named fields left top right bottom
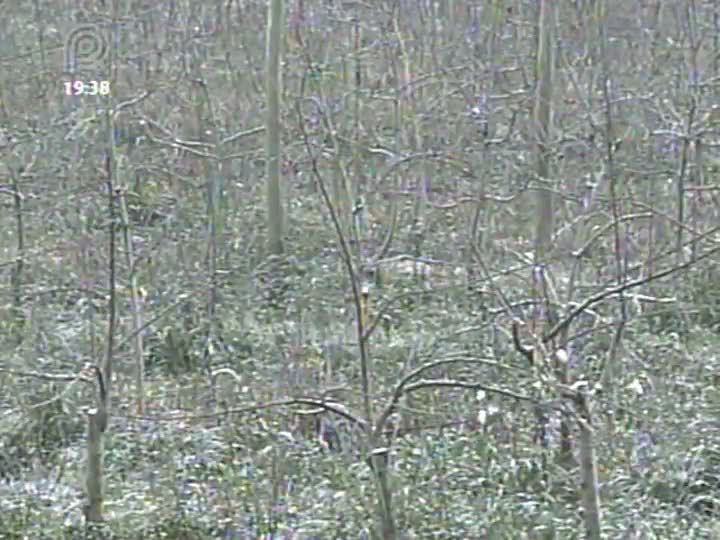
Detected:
left=1, top=1, right=720, bottom=538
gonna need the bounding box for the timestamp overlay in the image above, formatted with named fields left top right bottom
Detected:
left=64, top=24, right=111, bottom=96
